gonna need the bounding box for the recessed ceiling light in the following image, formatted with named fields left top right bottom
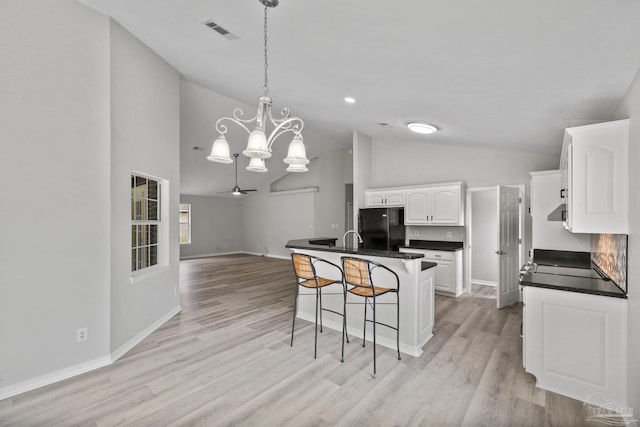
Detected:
left=344, top=97, right=356, bottom=104
left=406, top=122, right=438, bottom=134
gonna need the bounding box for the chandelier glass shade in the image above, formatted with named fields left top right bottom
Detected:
left=207, top=1, right=308, bottom=173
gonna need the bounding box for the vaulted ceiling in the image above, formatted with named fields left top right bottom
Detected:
left=79, top=0, right=640, bottom=196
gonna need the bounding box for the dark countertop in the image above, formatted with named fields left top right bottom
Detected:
left=421, top=261, right=437, bottom=271
left=399, top=240, right=464, bottom=251
left=521, top=249, right=626, bottom=299
left=286, top=238, right=425, bottom=260
left=520, top=271, right=626, bottom=299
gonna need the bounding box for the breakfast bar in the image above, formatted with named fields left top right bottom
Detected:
left=286, top=238, right=436, bottom=357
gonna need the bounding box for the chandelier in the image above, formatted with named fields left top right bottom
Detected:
left=207, top=0, right=309, bottom=173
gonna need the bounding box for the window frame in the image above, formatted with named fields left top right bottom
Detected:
left=179, top=203, right=191, bottom=245
left=131, top=173, right=161, bottom=273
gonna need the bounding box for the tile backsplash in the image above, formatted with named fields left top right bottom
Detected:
left=591, top=234, right=628, bottom=292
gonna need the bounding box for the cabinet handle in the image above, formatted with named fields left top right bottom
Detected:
left=435, top=254, right=441, bottom=258
left=561, top=210, right=567, bottom=221
left=560, top=189, right=566, bottom=199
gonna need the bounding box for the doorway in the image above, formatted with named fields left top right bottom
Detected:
left=465, top=185, right=525, bottom=305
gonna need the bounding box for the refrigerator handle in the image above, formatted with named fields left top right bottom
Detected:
left=358, top=214, right=362, bottom=234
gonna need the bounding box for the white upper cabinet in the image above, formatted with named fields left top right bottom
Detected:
left=364, top=189, right=405, bottom=207
left=561, top=119, right=629, bottom=234
left=405, top=183, right=464, bottom=225
left=366, top=182, right=465, bottom=225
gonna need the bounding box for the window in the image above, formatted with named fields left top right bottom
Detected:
left=131, top=174, right=160, bottom=272
left=179, top=203, right=191, bottom=244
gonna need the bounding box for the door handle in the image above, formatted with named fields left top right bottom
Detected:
left=560, top=189, right=566, bottom=199
left=495, top=250, right=507, bottom=255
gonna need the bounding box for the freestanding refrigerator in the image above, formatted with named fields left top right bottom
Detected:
left=358, top=207, right=405, bottom=251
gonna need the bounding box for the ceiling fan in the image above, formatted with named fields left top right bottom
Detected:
left=218, top=154, right=258, bottom=196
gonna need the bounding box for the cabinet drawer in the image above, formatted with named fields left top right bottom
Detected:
left=422, top=250, right=454, bottom=261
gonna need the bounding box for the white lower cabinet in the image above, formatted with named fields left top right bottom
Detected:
left=400, top=248, right=463, bottom=296
left=522, top=286, right=627, bottom=406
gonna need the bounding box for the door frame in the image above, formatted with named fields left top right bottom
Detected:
left=465, top=184, right=526, bottom=295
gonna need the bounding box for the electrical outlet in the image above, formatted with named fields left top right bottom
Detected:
left=414, top=231, right=419, bottom=237
left=77, top=328, right=87, bottom=342
left=446, top=232, right=452, bottom=238
left=174, top=286, right=177, bottom=295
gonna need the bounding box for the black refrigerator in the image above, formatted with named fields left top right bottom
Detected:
left=358, top=207, right=405, bottom=251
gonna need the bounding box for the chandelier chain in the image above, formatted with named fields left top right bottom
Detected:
left=263, top=5, right=269, bottom=95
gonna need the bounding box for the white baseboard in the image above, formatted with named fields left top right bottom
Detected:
left=111, top=305, right=182, bottom=362
left=180, top=251, right=242, bottom=260
left=241, top=251, right=290, bottom=260
left=472, top=279, right=497, bottom=287
left=0, top=355, right=112, bottom=401
left=0, top=305, right=182, bottom=401
left=181, top=251, right=290, bottom=261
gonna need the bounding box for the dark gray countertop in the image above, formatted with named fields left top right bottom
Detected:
left=421, top=261, right=437, bottom=271
left=399, top=240, right=464, bottom=251
left=520, top=271, right=626, bottom=299
left=286, top=238, right=425, bottom=260
left=521, top=249, right=626, bottom=299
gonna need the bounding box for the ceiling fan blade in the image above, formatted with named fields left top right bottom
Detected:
left=217, top=190, right=233, bottom=193
left=243, top=189, right=258, bottom=192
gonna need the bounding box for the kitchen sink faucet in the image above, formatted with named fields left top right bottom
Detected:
left=342, top=230, right=363, bottom=248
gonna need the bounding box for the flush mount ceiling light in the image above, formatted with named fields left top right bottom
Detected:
left=406, top=122, right=438, bottom=134
left=344, top=97, right=356, bottom=104
left=207, top=0, right=308, bottom=173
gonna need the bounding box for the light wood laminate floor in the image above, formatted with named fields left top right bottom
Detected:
left=1, top=254, right=594, bottom=426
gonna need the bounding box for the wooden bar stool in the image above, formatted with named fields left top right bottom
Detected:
left=290, top=253, right=349, bottom=361
left=341, top=256, right=400, bottom=374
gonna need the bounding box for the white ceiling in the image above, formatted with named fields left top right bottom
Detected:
left=79, top=0, right=640, bottom=196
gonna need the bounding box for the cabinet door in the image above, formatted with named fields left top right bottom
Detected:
left=433, top=260, right=453, bottom=293
left=565, top=120, right=628, bottom=234
left=385, top=190, right=405, bottom=207
left=365, top=191, right=386, bottom=207
left=431, top=186, right=461, bottom=224
left=405, top=189, right=431, bottom=224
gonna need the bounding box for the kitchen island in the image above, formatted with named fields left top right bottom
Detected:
left=286, top=238, right=436, bottom=357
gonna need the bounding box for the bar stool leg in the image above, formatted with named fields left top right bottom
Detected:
left=362, top=296, right=367, bottom=347
left=314, top=287, right=320, bottom=359
left=341, top=291, right=346, bottom=363
left=319, top=288, right=323, bottom=333
left=290, top=284, right=299, bottom=347
left=372, top=295, right=377, bottom=375
left=396, top=291, right=401, bottom=361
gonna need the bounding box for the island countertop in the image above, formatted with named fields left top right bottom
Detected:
left=285, top=238, right=425, bottom=260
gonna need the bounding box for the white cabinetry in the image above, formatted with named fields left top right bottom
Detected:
left=523, top=286, right=627, bottom=406
left=560, top=119, right=629, bottom=234
left=403, top=183, right=465, bottom=225
left=365, top=189, right=405, bottom=207
left=400, top=248, right=463, bottom=296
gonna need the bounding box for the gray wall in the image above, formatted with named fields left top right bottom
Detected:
left=0, top=0, right=180, bottom=395
left=471, top=189, right=498, bottom=284
left=179, top=195, right=244, bottom=258
left=0, top=0, right=112, bottom=391
left=612, top=67, right=640, bottom=415
left=109, top=20, right=181, bottom=352
left=368, top=138, right=559, bottom=263
left=242, top=187, right=315, bottom=258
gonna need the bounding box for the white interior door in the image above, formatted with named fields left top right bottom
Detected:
left=497, top=186, right=520, bottom=308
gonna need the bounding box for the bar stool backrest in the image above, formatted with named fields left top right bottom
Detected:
left=291, top=253, right=317, bottom=281
left=342, top=257, right=372, bottom=289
